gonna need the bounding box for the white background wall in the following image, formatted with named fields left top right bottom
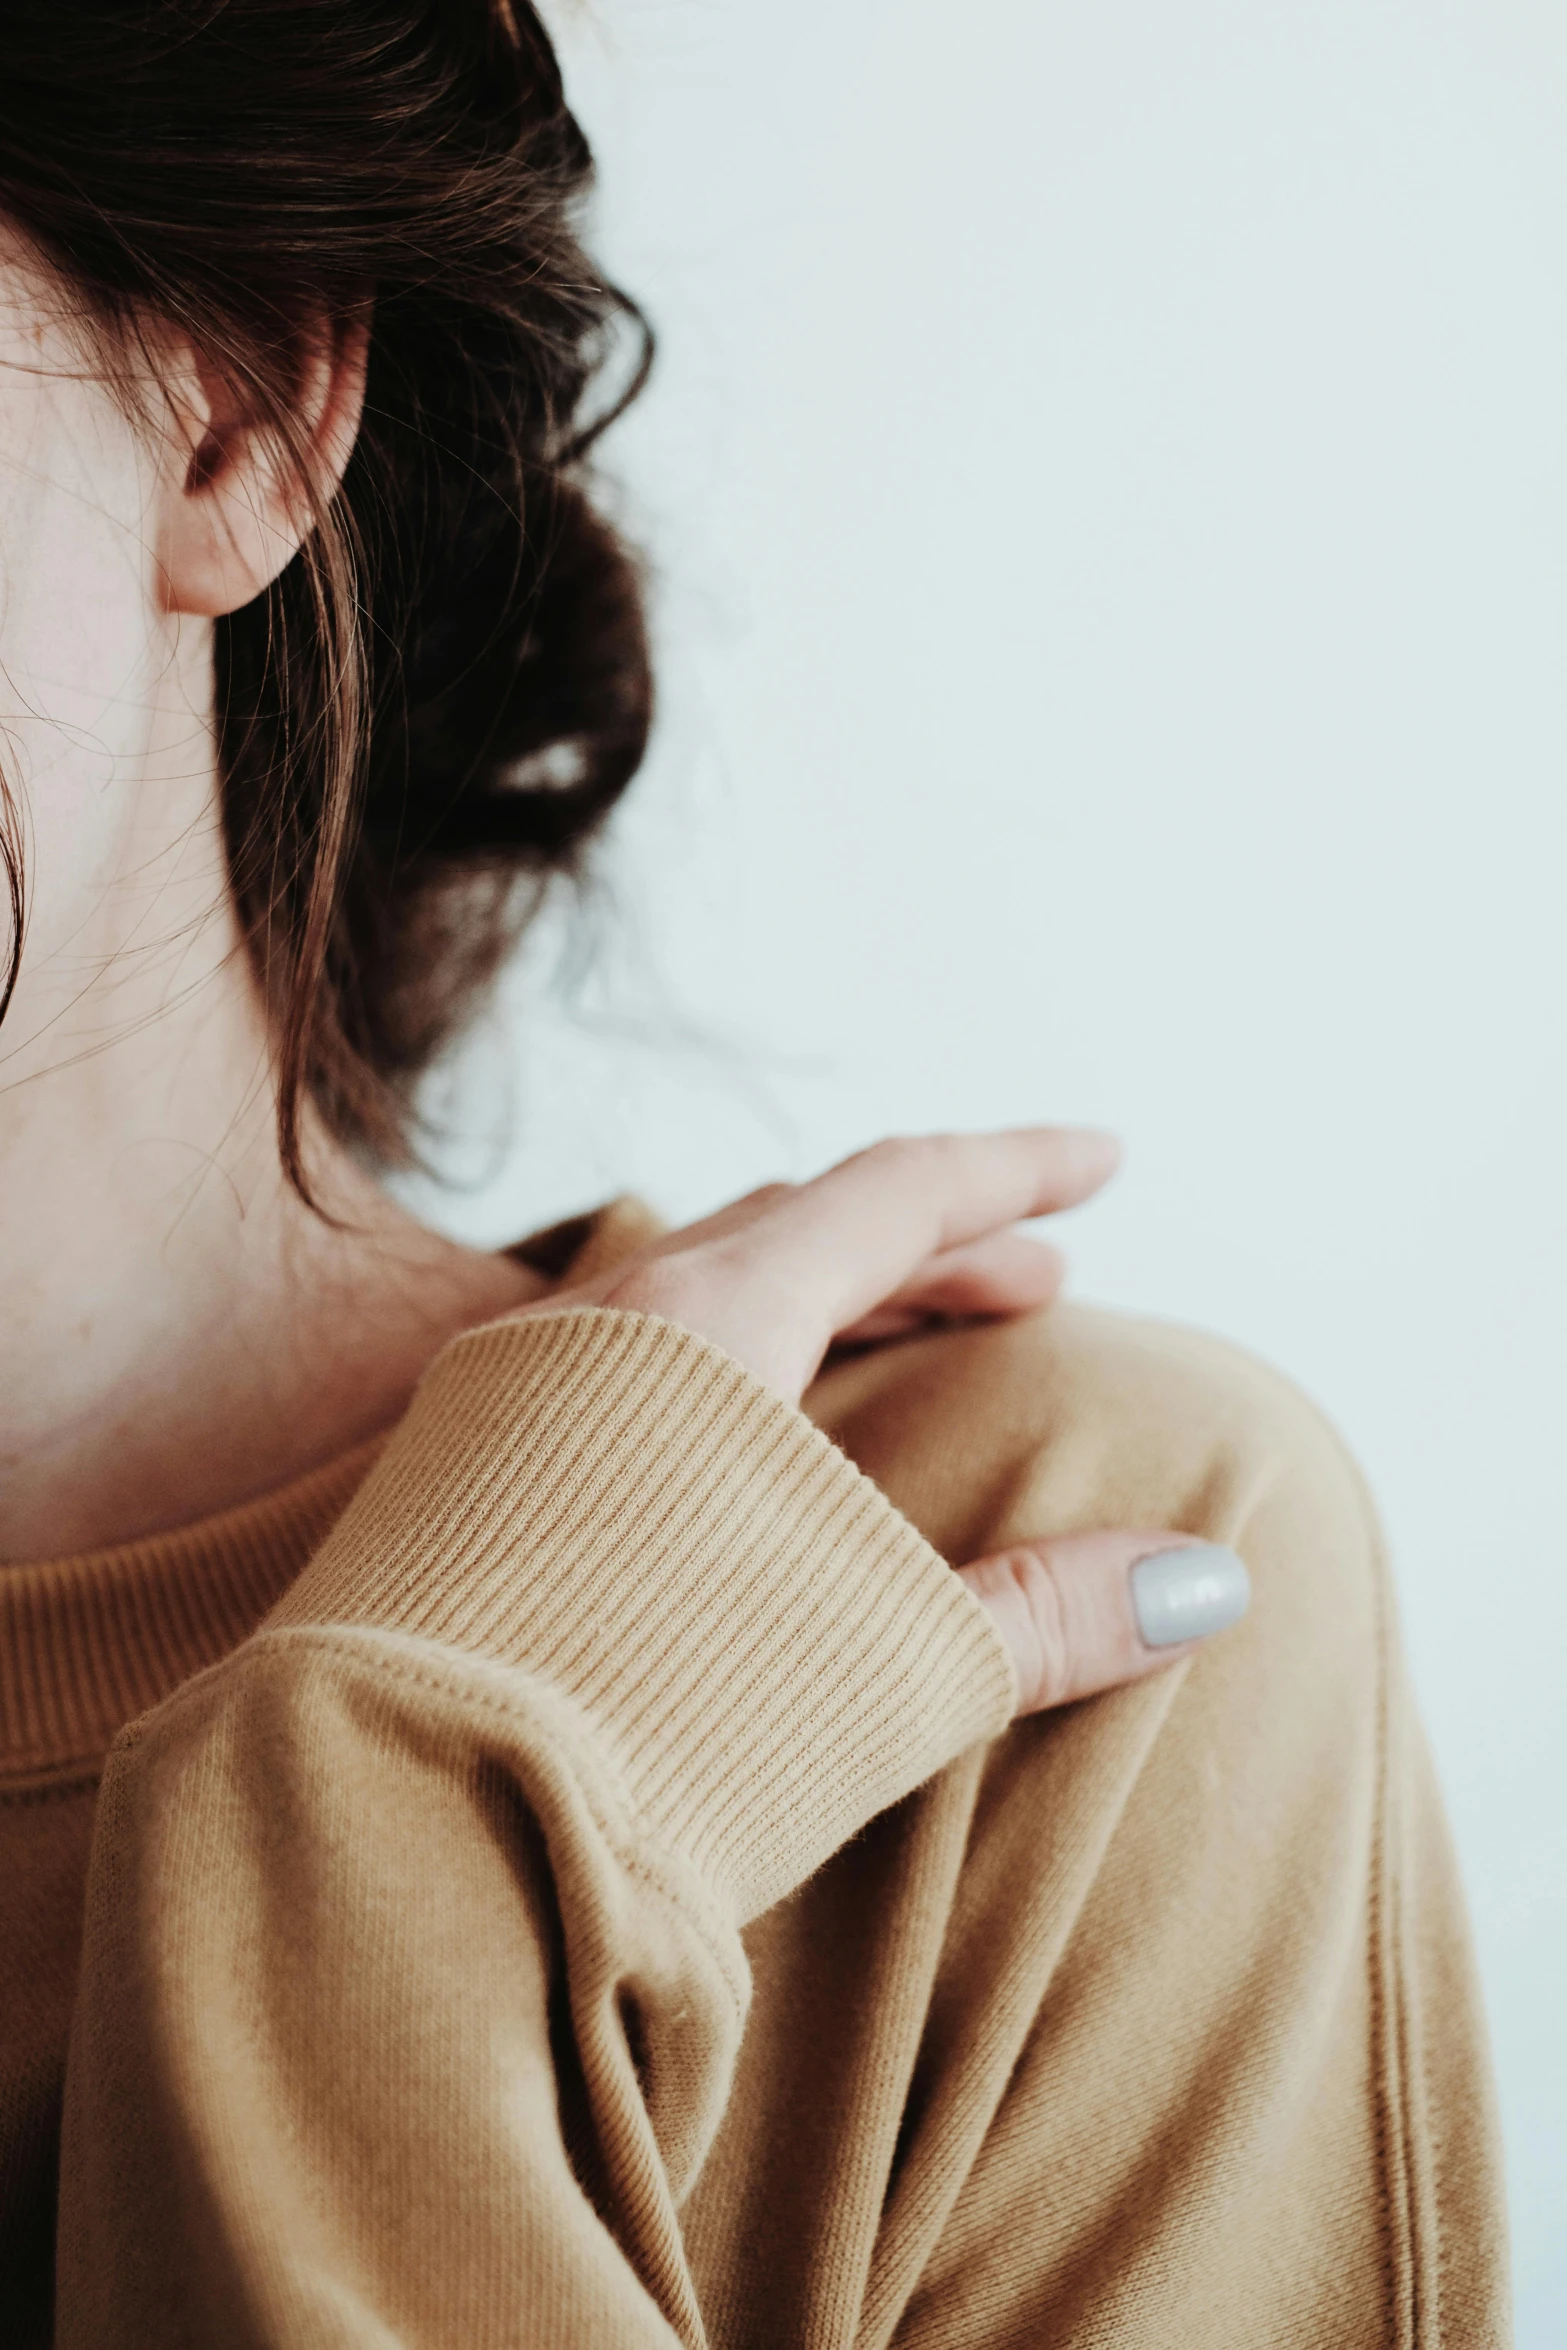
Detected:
left=413, top=4, right=1567, bottom=2332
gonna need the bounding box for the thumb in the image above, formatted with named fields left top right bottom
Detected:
left=958, top=1530, right=1251, bottom=1718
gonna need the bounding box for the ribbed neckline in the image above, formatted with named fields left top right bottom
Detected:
left=0, top=1438, right=385, bottom=1782
left=0, top=1199, right=662, bottom=1786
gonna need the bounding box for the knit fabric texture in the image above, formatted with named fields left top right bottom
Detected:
left=0, top=1210, right=1509, bottom=2347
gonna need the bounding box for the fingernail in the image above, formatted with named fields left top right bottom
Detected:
left=1130, top=1544, right=1251, bottom=1649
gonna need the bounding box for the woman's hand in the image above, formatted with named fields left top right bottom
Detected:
left=516, top=1129, right=1250, bottom=1715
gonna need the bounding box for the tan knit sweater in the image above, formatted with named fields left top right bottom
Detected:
left=0, top=1212, right=1509, bottom=2347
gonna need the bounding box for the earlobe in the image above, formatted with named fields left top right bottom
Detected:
left=157, top=314, right=368, bottom=619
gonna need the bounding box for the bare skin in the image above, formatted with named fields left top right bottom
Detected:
left=0, top=224, right=542, bottom=1559
left=0, top=222, right=1238, bottom=1711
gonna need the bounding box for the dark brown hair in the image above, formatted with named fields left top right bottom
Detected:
left=0, top=0, right=652, bottom=1188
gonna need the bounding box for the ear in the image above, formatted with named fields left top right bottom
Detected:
left=155, top=313, right=369, bottom=619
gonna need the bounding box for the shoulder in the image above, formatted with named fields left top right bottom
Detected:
left=806, top=1301, right=1379, bottom=1582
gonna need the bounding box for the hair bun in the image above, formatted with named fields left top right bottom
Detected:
left=0, top=0, right=653, bottom=1184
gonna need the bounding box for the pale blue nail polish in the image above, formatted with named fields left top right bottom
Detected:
left=1130, top=1545, right=1251, bottom=1648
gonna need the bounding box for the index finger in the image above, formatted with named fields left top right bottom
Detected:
left=777, top=1127, right=1121, bottom=1335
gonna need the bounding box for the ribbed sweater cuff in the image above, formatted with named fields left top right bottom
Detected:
left=265, top=1309, right=1015, bottom=1918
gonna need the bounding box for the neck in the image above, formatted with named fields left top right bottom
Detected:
left=0, top=623, right=541, bottom=1564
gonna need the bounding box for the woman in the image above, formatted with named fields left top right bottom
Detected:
left=0, top=4, right=1507, bottom=2344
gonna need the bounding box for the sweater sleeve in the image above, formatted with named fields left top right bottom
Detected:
left=55, top=1309, right=1014, bottom=2349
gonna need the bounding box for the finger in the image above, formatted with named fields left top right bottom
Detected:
left=771, top=1128, right=1121, bottom=1335
left=957, top=1531, right=1251, bottom=1717
left=834, top=1231, right=1065, bottom=1345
